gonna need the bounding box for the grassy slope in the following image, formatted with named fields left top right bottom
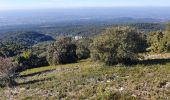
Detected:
left=1, top=59, right=170, bottom=100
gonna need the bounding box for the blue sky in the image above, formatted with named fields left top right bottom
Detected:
left=0, top=0, right=170, bottom=11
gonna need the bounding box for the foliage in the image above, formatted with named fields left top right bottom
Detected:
left=148, top=22, right=170, bottom=53
left=0, top=41, right=26, bottom=57
left=1, top=31, right=54, bottom=47
left=15, top=51, right=49, bottom=71
left=147, top=31, right=164, bottom=53
left=161, top=22, right=170, bottom=52
left=76, top=38, right=92, bottom=60
left=0, top=57, right=19, bottom=87
left=47, top=37, right=78, bottom=65
left=91, top=27, right=147, bottom=65
left=0, top=22, right=165, bottom=58
left=22, top=50, right=33, bottom=59
left=161, top=31, right=170, bottom=53
left=31, top=41, right=53, bottom=57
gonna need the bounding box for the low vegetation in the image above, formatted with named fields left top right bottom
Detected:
left=1, top=21, right=170, bottom=99
left=1, top=59, right=170, bottom=99
left=147, top=21, right=170, bottom=53
left=0, top=57, right=19, bottom=87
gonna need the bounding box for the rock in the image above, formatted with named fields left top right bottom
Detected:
left=132, top=94, right=137, bottom=98
left=119, top=87, right=124, bottom=92
left=159, top=80, right=168, bottom=88
left=159, top=82, right=165, bottom=88
left=165, top=82, right=170, bottom=88
left=106, top=80, right=111, bottom=83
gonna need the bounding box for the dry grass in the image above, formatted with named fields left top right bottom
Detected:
left=1, top=59, right=170, bottom=100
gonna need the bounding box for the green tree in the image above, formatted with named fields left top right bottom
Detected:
left=91, top=27, right=147, bottom=65
left=147, top=31, right=164, bottom=53
left=148, top=21, right=170, bottom=53
left=47, top=37, right=78, bottom=65
left=76, top=38, right=92, bottom=60
left=0, top=41, right=26, bottom=57
left=15, top=50, right=48, bottom=71
left=161, top=31, right=170, bottom=52
left=0, top=57, right=19, bottom=87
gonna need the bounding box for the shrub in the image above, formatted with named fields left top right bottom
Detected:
left=90, top=27, right=147, bottom=65
left=161, top=24, right=170, bottom=52
left=0, top=57, right=19, bottom=87
left=147, top=21, right=170, bottom=53
left=15, top=50, right=49, bottom=71
left=147, top=31, right=164, bottom=53
left=76, top=46, right=90, bottom=60
left=47, top=37, right=78, bottom=65
left=76, top=38, right=92, bottom=60
left=161, top=40, right=170, bottom=52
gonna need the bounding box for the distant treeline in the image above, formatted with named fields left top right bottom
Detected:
left=0, top=22, right=166, bottom=38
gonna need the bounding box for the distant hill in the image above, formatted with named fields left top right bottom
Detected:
left=0, top=7, right=170, bottom=28
left=0, top=32, right=55, bottom=47
left=0, top=21, right=166, bottom=39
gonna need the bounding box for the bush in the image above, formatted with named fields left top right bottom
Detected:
left=76, top=46, right=90, bottom=60
left=15, top=50, right=49, bottom=71
left=90, top=27, right=147, bottom=65
left=76, top=38, right=92, bottom=60
left=0, top=57, right=19, bottom=87
left=147, top=31, right=164, bottom=53
left=47, top=37, right=78, bottom=65
left=161, top=22, right=170, bottom=52
left=147, top=21, right=170, bottom=53
left=161, top=40, right=170, bottom=52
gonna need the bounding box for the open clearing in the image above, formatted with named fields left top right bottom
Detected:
left=1, top=57, right=170, bottom=100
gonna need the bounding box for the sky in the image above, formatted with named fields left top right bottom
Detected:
left=0, top=0, right=170, bottom=11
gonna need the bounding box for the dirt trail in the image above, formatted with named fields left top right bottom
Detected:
left=145, top=53, right=170, bottom=59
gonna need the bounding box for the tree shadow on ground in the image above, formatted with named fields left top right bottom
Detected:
left=20, top=69, right=55, bottom=78
left=136, top=58, right=170, bottom=65
left=17, top=78, right=52, bottom=86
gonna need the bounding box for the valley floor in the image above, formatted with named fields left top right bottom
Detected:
left=1, top=58, right=170, bottom=100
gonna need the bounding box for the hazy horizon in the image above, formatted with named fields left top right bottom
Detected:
left=0, top=2, right=170, bottom=28
left=0, top=0, right=170, bottom=11
left=0, top=7, right=170, bottom=18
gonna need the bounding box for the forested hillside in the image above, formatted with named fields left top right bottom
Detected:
left=1, top=0, right=170, bottom=99
left=0, top=22, right=166, bottom=38
left=1, top=19, right=170, bottom=99
left=0, top=32, right=54, bottom=57
left=0, top=31, right=54, bottom=46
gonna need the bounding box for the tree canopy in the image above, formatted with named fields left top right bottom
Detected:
left=90, top=27, right=147, bottom=65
